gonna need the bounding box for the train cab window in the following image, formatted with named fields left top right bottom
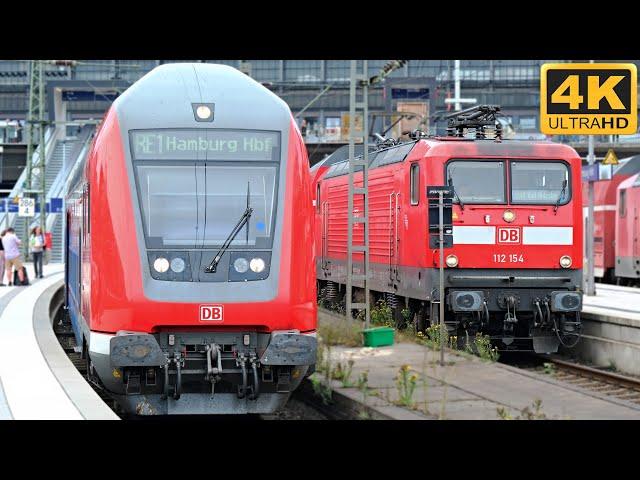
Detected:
left=316, top=182, right=321, bottom=211
left=136, top=165, right=277, bottom=249
left=131, top=128, right=280, bottom=249
left=410, top=163, right=420, bottom=205
left=510, top=161, right=570, bottom=205
left=620, top=190, right=627, bottom=217
left=446, top=160, right=506, bottom=204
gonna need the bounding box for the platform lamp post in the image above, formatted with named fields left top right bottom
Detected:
left=585, top=60, right=596, bottom=296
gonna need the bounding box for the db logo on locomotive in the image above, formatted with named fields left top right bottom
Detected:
left=497, top=227, right=521, bottom=244
left=200, top=305, right=224, bottom=321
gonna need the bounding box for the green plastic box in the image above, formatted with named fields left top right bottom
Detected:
left=362, top=327, right=395, bottom=347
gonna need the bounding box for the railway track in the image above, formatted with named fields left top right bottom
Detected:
left=52, top=314, right=122, bottom=413
left=526, top=355, right=640, bottom=405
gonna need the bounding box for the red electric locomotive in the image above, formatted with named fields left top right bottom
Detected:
left=64, top=63, right=317, bottom=415
left=581, top=155, right=640, bottom=282
left=310, top=144, right=366, bottom=184
left=315, top=106, right=583, bottom=353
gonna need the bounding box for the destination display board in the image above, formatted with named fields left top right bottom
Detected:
left=130, top=129, right=280, bottom=161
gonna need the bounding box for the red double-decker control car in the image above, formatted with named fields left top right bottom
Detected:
left=64, top=63, right=316, bottom=415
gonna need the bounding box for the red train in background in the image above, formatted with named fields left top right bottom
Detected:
left=314, top=106, right=583, bottom=353
left=64, top=63, right=317, bottom=415
left=615, top=170, right=640, bottom=284
left=581, top=155, right=640, bottom=283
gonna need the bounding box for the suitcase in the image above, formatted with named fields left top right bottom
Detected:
left=13, top=266, right=30, bottom=286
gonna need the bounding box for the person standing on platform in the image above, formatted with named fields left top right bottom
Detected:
left=30, top=226, right=45, bottom=279
left=0, top=230, right=5, bottom=286
left=3, top=228, right=24, bottom=286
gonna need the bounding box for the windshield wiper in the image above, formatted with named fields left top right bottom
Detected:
left=448, top=177, right=464, bottom=211
left=204, top=206, right=253, bottom=273
left=554, top=179, right=568, bottom=213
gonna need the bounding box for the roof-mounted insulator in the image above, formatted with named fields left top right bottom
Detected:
left=408, top=129, right=428, bottom=140
left=445, top=105, right=502, bottom=140
left=368, top=60, right=407, bottom=86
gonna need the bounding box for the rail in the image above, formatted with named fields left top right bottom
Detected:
left=537, top=355, right=640, bottom=404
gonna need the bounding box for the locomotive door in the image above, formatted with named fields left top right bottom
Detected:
left=321, top=200, right=329, bottom=271
left=388, top=192, right=400, bottom=284
left=394, top=193, right=400, bottom=282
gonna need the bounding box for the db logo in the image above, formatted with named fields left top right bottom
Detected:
left=497, top=227, right=521, bottom=244
left=200, top=305, right=223, bottom=321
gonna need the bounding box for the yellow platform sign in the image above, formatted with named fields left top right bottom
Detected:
left=541, top=63, right=637, bottom=135
left=602, top=149, right=619, bottom=165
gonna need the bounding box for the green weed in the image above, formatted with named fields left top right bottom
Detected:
left=331, top=358, right=355, bottom=388
left=370, top=299, right=394, bottom=327
left=395, top=364, right=419, bottom=407
left=310, top=375, right=332, bottom=405
left=497, top=399, right=547, bottom=420
left=473, top=333, right=499, bottom=362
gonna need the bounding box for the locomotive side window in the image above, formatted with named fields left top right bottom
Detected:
left=446, top=161, right=506, bottom=204
left=510, top=161, right=570, bottom=205
left=316, top=182, right=321, bottom=211
left=620, top=190, right=627, bottom=217
left=410, top=163, right=420, bottom=205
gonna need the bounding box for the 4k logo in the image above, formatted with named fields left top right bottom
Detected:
left=497, top=227, right=521, bottom=244
left=541, top=63, right=637, bottom=135
left=200, top=305, right=223, bottom=321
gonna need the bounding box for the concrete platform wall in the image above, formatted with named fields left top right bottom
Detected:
left=574, top=314, right=640, bottom=376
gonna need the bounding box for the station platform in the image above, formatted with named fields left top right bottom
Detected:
left=576, top=283, right=640, bottom=376
left=583, top=283, right=640, bottom=323
left=0, top=263, right=118, bottom=420
left=316, top=310, right=640, bottom=420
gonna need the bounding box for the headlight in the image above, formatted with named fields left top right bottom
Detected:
left=153, top=257, right=170, bottom=273
left=170, top=257, right=185, bottom=273
left=445, top=254, right=458, bottom=268
left=233, top=258, right=249, bottom=273
left=250, top=257, right=266, bottom=273
left=196, top=105, right=212, bottom=119
left=503, top=210, right=516, bottom=223
left=559, top=255, right=572, bottom=268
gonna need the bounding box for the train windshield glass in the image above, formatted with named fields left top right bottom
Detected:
left=136, top=165, right=277, bottom=249
left=446, top=161, right=506, bottom=204
left=510, top=161, right=570, bottom=204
